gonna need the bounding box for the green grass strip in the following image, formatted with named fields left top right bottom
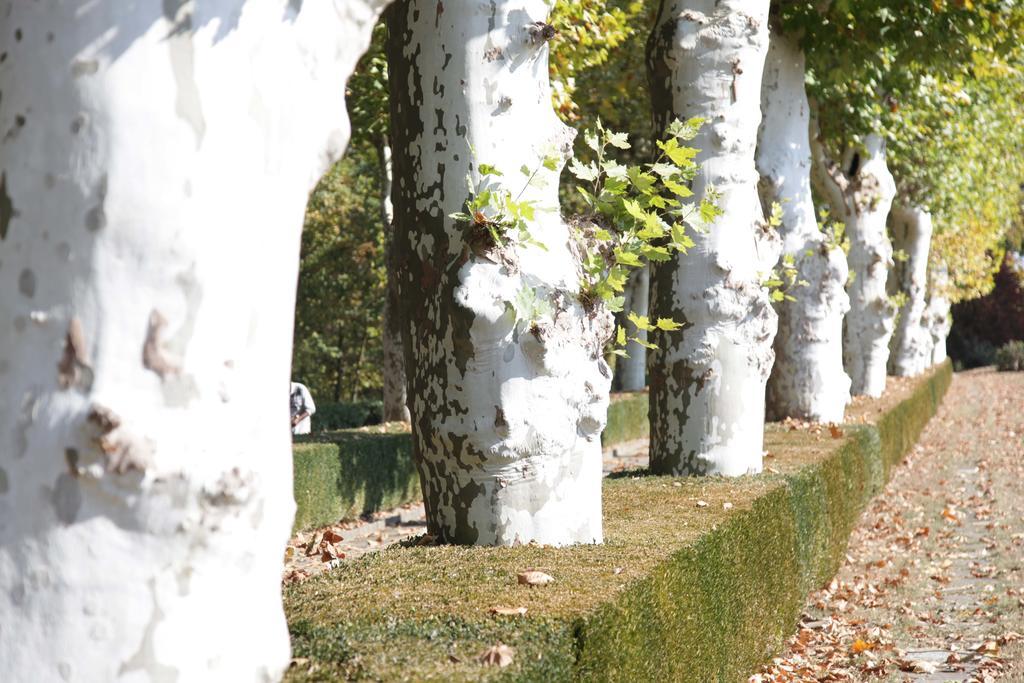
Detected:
left=284, top=362, right=952, bottom=681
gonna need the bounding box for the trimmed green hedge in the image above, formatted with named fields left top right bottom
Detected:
left=602, top=391, right=648, bottom=446
left=292, top=430, right=419, bottom=532
left=292, top=391, right=653, bottom=531
left=311, top=400, right=384, bottom=432
left=284, top=362, right=952, bottom=681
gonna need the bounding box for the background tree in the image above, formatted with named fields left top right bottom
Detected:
left=293, top=151, right=387, bottom=404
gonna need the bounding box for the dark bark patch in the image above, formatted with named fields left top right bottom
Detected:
left=52, top=473, right=82, bottom=525
left=58, top=317, right=94, bottom=391
left=18, top=268, right=36, bottom=298
left=0, top=172, right=18, bottom=240
left=0, top=467, right=8, bottom=494
left=70, top=113, right=87, bottom=135
left=85, top=174, right=108, bottom=232
left=65, top=448, right=80, bottom=477
left=87, top=404, right=121, bottom=435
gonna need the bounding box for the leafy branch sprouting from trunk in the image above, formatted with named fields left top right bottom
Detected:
left=566, top=117, right=720, bottom=355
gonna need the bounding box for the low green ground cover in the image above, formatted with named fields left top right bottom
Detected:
left=284, top=363, right=952, bottom=681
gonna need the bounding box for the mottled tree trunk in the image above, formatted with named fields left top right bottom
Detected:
left=613, top=265, right=649, bottom=391
left=646, top=0, right=779, bottom=476
left=888, top=204, right=934, bottom=376
left=0, top=1, right=386, bottom=680
left=923, top=263, right=952, bottom=365
left=386, top=0, right=613, bottom=545
left=378, top=137, right=410, bottom=422
left=811, top=132, right=897, bottom=398
left=756, top=30, right=850, bottom=423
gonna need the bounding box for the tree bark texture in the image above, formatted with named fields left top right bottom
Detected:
left=386, top=0, right=613, bottom=545
left=756, top=30, right=850, bottom=423
left=378, top=138, right=411, bottom=422
left=811, top=132, right=897, bottom=398
left=923, top=263, right=952, bottom=365
left=0, top=1, right=387, bottom=680
left=613, top=265, right=649, bottom=392
left=887, top=204, right=934, bottom=376
left=646, top=0, right=779, bottom=476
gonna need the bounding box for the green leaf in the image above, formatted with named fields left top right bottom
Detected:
left=616, top=326, right=627, bottom=346
left=614, top=248, right=642, bottom=267
left=478, top=163, right=502, bottom=177
left=569, top=158, right=599, bottom=182
left=640, top=244, right=672, bottom=261
left=627, top=312, right=655, bottom=332
left=655, top=317, right=682, bottom=331
left=605, top=131, right=631, bottom=149
left=630, top=336, right=659, bottom=350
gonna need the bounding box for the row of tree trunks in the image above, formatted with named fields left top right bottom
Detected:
left=811, top=130, right=899, bottom=398
left=0, top=1, right=390, bottom=680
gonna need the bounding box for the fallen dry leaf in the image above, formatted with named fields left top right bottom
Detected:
left=851, top=638, right=874, bottom=653
left=479, top=643, right=514, bottom=667
left=695, top=500, right=708, bottom=508
left=517, top=570, right=554, bottom=586
left=322, top=529, right=344, bottom=544
left=488, top=606, right=527, bottom=616
left=829, top=424, right=844, bottom=439
left=898, top=659, right=938, bottom=674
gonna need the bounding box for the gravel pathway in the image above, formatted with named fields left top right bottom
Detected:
left=754, top=368, right=1024, bottom=682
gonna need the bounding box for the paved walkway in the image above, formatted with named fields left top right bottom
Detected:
left=283, top=437, right=651, bottom=583
left=754, top=368, right=1024, bottom=682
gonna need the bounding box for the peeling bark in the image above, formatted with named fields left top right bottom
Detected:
left=613, top=265, right=649, bottom=391
left=0, top=1, right=388, bottom=679
left=756, top=30, right=850, bottom=423
left=887, top=204, right=934, bottom=376
left=923, top=263, right=952, bottom=365
left=811, top=130, right=897, bottom=398
left=646, top=0, right=779, bottom=476
left=386, top=0, right=611, bottom=545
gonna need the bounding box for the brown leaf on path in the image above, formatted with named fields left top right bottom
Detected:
left=488, top=606, right=527, bottom=616
left=898, top=658, right=938, bottom=673
left=517, top=570, right=554, bottom=586
left=478, top=643, right=514, bottom=667
left=305, top=530, right=325, bottom=556
left=829, top=424, right=844, bottom=439
left=322, top=529, right=344, bottom=544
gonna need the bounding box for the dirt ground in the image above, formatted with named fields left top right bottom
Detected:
left=754, top=368, right=1024, bottom=683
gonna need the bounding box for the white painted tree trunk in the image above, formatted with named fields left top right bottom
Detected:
left=811, top=130, right=898, bottom=398
left=378, top=138, right=410, bottom=422
left=888, top=204, right=935, bottom=376
left=386, top=0, right=612, bottom=545
left=646, top=0, right=779, bottom=476
left=756, top=31, right=850, bottom=423
left=0, top=2, right=387, bottom=680
left=614, top=265, right=649, bottom=391
left=924, top=263, right=952, bottom=365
